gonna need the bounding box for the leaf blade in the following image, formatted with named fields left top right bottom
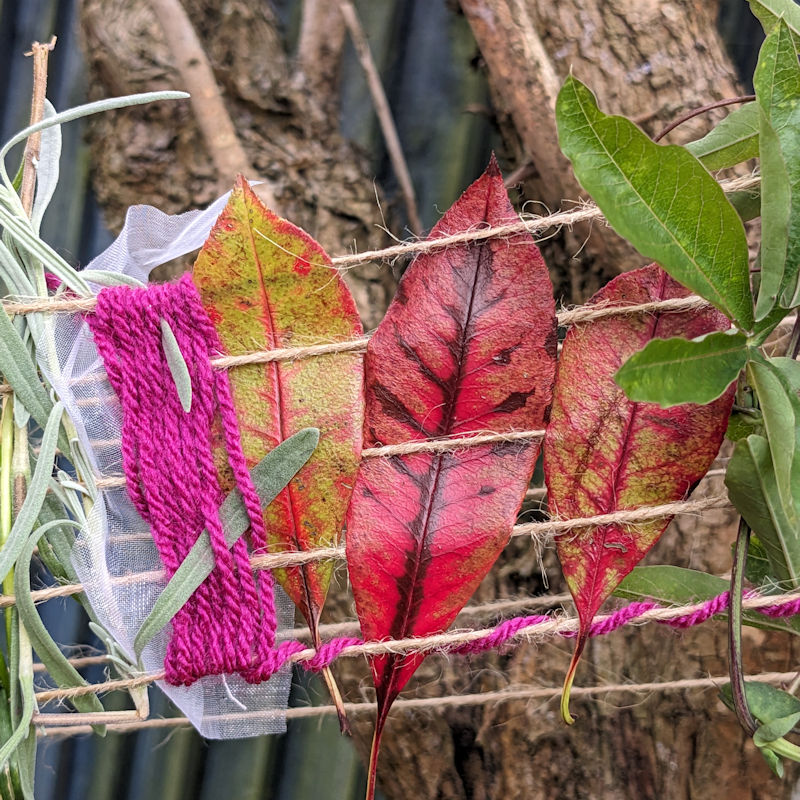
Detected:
left=556, top=75, right=753, bottom=329
left=614, top=331, right=746, bottom=406
left=685, top=102, right=759, bottom=170
left=193, top=178, right=364, bottom=640
left=543, top=264, right=735, bottom=721
left=346, top=159, right=557, bottom=775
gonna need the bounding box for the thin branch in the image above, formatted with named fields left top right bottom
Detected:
left=653, top=95, right=755, bottom=143
left=337, top=0, right=422, bottom=235
left=148, top=0, right=277, bottom=207
left=20, top=37, right=57, bottom=216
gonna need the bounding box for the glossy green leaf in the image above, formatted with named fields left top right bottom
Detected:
left=556, top=75, right=753, bottom=329
left=726, top=409, right=764, bottom=442
left=726, top=434, right=800, bottom=588
left=134, top=428, right=319, bottom=657
left=722, top=680, right=800, bottom=722
left=160, top=319, right=192, bottom=413
left=615, top=564, right=800, bottom=635
left=614, top=331, right=746, bottom=407
left=747, top=355, right=800, bottom=525
left=726, top=187, right=761, bottom=222
left=749, top=0, right=800, bottom=47
left=754, top=712, right=800, bottom=746
left=753, top=20, right=800, bottom=316
left=685, top=102, right=759, bottom=170
left=759, top=746, right=785, bottom=778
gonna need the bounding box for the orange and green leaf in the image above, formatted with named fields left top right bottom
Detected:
left=193, top=176, right=363, bottom=645
left=542, top=264, right=735, bottom=724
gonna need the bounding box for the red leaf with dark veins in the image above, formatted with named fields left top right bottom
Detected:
left=346, top=158, right=557, bottom=798
left=542, top=263, right=735, bottom=724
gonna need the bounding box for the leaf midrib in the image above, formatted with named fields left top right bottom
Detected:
left=570, top=81, right=731, bottom=318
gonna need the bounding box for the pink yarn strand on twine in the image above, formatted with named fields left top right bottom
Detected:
left=88, top=275, right=278, bottom=686
left=258, top=590, right=800, bottom=676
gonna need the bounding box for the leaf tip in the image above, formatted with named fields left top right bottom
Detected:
left=486, top=152, right=501, bottom=178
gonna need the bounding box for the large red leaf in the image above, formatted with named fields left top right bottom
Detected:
left=346, top=158, right=557, bottom=796
left=542, top=263, right=735, bottom=724
left=193, top=177, right=363, bottom=727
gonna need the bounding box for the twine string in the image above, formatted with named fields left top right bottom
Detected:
left=31, top=588, right=800, bottom=704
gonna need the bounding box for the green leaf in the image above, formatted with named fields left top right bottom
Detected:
left=747, top=356, right=800, bottom=525
left=759, top=745, right=785, bottom=777
left=133, top=427, right=320, bottom=657
left=0, top=403, right=62, bottom=582
left=753, top=20, right=800, bottom=316
left=614, top=331, right=746, bottom=407
left=726, top=187, right=761, bottom=222
left=685, top=102, right=759, bottom=170
left=745, top=534, right=783, bottom=591
left=721, top=680, right=800, bottom=722
left=615, top=564, right=800, bottom=635
left=754, top=712, right=800, bottom=746
left=726, top=434, right=800, bottom=589
left=160, top=319, right=192, bottom=413
left=726, top=409, right=764, bottom=442
left=556, top=75, right=753, bottom=329
left=0, top=623, right=34, bottom=774
left=14, top=521, right=105, bottom=726
left=749, top=0, right=800, bottom=47
left=0, top=91, right=189, bottom=202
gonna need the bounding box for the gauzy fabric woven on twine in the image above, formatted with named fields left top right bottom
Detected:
left=35, top=193, right=294, bottom=738
left=87, top=275, right=278, bottom=686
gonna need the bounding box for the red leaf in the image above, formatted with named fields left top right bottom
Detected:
left=346, top=158, right=557, bottom=796
left=542, top=264, right=735, bottom=723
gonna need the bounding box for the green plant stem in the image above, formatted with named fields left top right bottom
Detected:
left=0, top=398, right=20, bottom=799
left=729, top=517, right=758, bottom=735
left=0, top=398, right=14, bottom=659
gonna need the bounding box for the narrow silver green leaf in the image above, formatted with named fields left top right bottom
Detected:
left=685, top=102, right=759, bottom=170
left=14, top=521, right=105, bottom=722
left=160, top=319, right=192, bottom=413
left=614, top=331, right=746, bottom=407
left=556, top=75, right=753, bottom=329
left=0, top=304, right=55, bottom=436
left=134, top=427, right=320, bottom=657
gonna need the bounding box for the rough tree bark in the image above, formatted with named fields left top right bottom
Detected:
left=78, top=1, right=797, bottom=798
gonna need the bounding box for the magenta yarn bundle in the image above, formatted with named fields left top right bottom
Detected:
left=87, top=274, right=277, bottom=686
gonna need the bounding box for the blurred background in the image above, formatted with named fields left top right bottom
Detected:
left=0, top=1, right=783, bottom=798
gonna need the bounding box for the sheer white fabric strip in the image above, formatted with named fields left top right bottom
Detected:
left=36, top=193, right=294, bottom=738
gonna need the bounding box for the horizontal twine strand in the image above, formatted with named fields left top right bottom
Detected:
left=34, top=670, right=798, bottom=735
left=1, top=495, right=730, bottom=607
left=32, top=587, right=800, bottom=705
left=0, top=172, right=761, bottom=319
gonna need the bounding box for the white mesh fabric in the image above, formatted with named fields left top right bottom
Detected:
left=36, top=194, right=295, bottom=738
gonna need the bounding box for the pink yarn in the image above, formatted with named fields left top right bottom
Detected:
left=89, top=275, right=277, bottom=686
left=250, top=590, right=800, bottom=677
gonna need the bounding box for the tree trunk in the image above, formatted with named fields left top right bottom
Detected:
left=78, top=1, right=797, bottom=798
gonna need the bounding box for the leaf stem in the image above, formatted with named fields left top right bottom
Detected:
left=653, top=95, right=755, bottom=143
left=729, top=517, right=757, bottom=735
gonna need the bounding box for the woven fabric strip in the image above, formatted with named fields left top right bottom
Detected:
left=87, top=274, right=277, bottom=686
